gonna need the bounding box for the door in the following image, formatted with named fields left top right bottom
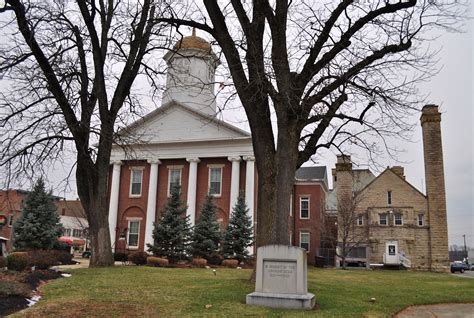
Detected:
left=385, top=240, right=399, bottom=264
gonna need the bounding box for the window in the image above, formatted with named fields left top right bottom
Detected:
left=130, top=169, right=143, bottom=197
left=387, top=191, right=392, bottom=205
left=8, top=215, right=13, bottom=227
left=300, top=197, right=310, bottom=219
left=379, top=214, right=387, bottom=225
left=73, top=229, right=83, bottom=238
left=63, top=228, right=71, bottom=236
left=300, top=232, right=310, bottom=251
left=168, top=168, right=182, bottom=195
left=394, top=213, right=403, bottom=225
left=128, top=220, right=140, bottom=249
left=357, top=215, right=363, bottom=226
left=418, top=214, right=424, bottom=226
left=208, top=167, right=222, bottom=196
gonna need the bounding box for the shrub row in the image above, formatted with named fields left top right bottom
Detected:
left=4, top=250, right=73, bottom=271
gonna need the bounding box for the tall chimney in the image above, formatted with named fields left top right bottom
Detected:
left=335, top=155, right=353, bottom=206
left=420, top=104, right=449, bottom=272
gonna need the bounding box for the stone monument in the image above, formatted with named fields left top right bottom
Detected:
left=246, top=245, right=315, bottom=309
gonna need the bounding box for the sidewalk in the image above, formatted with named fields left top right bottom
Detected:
left=395, top=303, right=474, bottom=318
left=56, top=258, right=128, bottom=270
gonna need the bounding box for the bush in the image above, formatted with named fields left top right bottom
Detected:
left=191, top=257, right=207, bottom=267
left=147, top=257, right=169, bottom=267
left=207, top=254, right=223, bottom=266
left=128, top=251, right=148, bottom=265
left=51, top=250, right=74, bottom=265
left=222, top=259, right=239, bottom=268
left=27, top=250, right=58, bottom=270
left=0, top=256, right=6, bottom=268
left=114, top=252, right=128, bottom=262
left=7, top=252, right=29, bottom=271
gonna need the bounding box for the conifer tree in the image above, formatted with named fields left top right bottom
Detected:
left=13, top=178, right=63, bottom=250
left=147, top=185, right=191, bottom=263
left=223, top=194, right=254, bottom=262
left=190, top=195, right=221, bottom=260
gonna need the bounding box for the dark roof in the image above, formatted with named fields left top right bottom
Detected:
left=295, top=166, right=327, bottom=180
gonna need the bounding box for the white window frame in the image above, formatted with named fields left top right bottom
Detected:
left=300, top=196, right=310, bottom=220
left=357, top=215, right=364, bottom=226
left=129, top=167, right=144, bottom=197
left=208, top=166, right=223, bottom=197
left=387, top=191, right=392, bottom=205
left=289, top=194, right=293, bottom=216
left=127, top=219, right=140, bottom=249
left=300, top=231, right=310, bottom=252
left=167, top=166, right=183, bottom=196
left=379, top=213, right=387, bottom=226
left=394, top=213, right=403, bottom=226
left=418, top=214, right=424, bottom=227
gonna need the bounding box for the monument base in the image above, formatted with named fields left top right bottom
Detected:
left=246, top=292, right=315, bottom=310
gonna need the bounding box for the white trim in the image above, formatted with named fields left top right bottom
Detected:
left=127, top=219, right=140, bottom=249
left=357, top=215, right=364, bottom=226
left=207, top=164, right=225, bottom=168
left=299, top=196, right=310, bottom=220
left=289, top=194, right=293, bottom=216
left=7, top=215, right=13, bottom=227
left=129, top=168, right=143, bottom=198
left=167, top=167, right=182, bottom=196
left=417, top=214, right=424, bottom=227
left=299, top=231, right=310, bottom=251
left=167, top=165, right=184, bottom=169
left=394, top=213, right=403, bottom=226
left=208, top=167, right=223, bottom=197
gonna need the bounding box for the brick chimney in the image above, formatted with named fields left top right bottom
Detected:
left=420, top=104, right=449, bottom=272
left=391, top=166, right=405, bottom=179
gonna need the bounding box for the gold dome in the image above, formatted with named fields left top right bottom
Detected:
left=174, top=28, right=211, bottom=51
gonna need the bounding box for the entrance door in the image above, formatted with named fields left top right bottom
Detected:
left=385, top=240, right=398, bottom=264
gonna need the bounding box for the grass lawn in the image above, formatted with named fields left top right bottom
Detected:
left=12, top=267, right=474, bottom=317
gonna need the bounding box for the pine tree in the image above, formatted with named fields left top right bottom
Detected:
left=147, top=185, right=191, bottom=263
left=190, top=195, right=221, bottom=260
left=13, top=178, right=63, bottom=250
left=223, top=194, right=254, bottom=262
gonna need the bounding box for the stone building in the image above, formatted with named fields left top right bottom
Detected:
left=107, top=32, right=328, bottom=263
left=328, top=105, right=449, bottom=271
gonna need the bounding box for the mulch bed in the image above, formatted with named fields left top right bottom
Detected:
left=0, top=270, right=63, bottom=317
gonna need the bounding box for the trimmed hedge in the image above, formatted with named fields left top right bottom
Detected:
left=114, top=252, right=128, bottom=262
left=222, top=259, right=239, bottom=268
left=128, top=251, right=148, bottom=265
left=7, top=252, right=29, bottom=271
left=27, top=250, right=58, bottom=270
left=147, top=257, right=169, bottom=267
left=191, top=257, right=207, bottom=267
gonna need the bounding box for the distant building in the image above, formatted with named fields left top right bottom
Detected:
left=57, top=200, right=89, bottom=252
left=327, top=105, right=449, bottom=271
left=0, top=190, right=30, bottom=250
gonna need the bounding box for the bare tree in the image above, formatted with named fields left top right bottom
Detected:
left=159, top=1, right=463, bottom=248
left=335, top=193, right=368, bottom=269
left=0, top=0, right=169, bottom=266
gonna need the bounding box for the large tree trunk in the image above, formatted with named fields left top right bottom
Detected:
left=75, top=146, right=114, bottom=267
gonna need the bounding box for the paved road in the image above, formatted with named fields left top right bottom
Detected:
left=451, top=270, right=474, bottom=279
left=395, top=303, right=474, bottom=318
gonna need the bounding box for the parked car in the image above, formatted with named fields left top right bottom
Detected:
left=450, top=261, right=468, bottom=273
left=82, top=250, right=91, bottom=258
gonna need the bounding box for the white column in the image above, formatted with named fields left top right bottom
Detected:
left=145, top=159, right=160, bottom=251
left=108, top=161, right=122, bottom=248
left=228, top=156, right=241, bottom=215
left=186, top=158, right=200, bottom=226
left=244, top=156, right=255, bottom=254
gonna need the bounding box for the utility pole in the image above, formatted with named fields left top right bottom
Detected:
left=463, top=234, right=467, bottom=258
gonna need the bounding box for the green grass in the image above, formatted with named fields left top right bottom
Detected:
left=13, top=267, right=474, bottom=317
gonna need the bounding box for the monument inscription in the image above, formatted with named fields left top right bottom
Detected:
left=262, top=260, right=297, bottom=293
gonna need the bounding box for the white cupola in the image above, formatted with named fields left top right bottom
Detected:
left=162, top=29, right=220, bottom=116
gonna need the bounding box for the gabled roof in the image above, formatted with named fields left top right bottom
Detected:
left=359, top=168, right=426, bottom=199
left=117, top=101, right=251, bottom=145
left=56, top=200, right=86, bottom=218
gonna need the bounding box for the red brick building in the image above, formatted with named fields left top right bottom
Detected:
left=0, top=190, right=28, bottom=250
left=107, top=33, right=328, bottom=263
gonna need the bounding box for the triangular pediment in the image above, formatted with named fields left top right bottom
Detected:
left=120, top=101, right=251, bottom=144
